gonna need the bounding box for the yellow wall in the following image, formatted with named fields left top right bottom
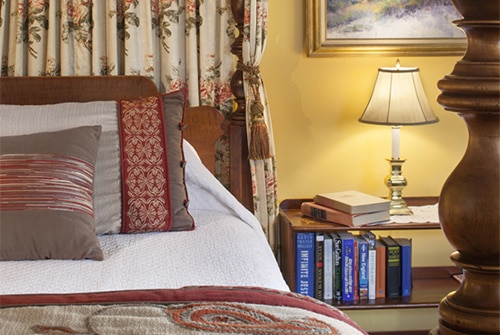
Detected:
left=261, top=0, right=467, bottom=201
left=261, top=1, right=466, bottom=331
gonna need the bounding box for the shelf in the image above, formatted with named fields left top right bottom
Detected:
left=278, top=197, right=459, bottom=311
left=330, top=266, right=460, bottom=310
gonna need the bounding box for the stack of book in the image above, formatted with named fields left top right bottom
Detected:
left=301, top=190, right=391, bottom=227
left=295, top=231, right=412, bottom=302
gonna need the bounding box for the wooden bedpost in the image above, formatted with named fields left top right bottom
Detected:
left=435, top=1, right=500, bottom=334
left=229, top=0, right=253, bottom=211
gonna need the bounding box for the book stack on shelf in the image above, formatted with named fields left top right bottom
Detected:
left=301, top=190, right=391, bottom=227
left=295, top=231, right=412, bottom=303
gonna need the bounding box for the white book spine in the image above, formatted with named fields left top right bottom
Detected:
left=368, top=248, right=376, bottom=300
left=323, top=236, right=333, bottom=300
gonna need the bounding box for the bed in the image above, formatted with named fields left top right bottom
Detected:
left=0, top=76, right=367, bottom=335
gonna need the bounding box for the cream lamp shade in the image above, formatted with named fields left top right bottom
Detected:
left=359, top=61, right=439, bottom=126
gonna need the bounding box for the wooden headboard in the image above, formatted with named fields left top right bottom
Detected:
left=0, top=75, right=241, bottom=203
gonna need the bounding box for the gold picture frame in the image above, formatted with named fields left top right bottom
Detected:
left=306, top=0, right=466, bottom=57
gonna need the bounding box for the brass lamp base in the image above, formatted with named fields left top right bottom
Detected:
left=385, top=158, right=413, bottom=215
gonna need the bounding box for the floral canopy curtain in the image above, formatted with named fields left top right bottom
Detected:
left=241, top=0, right=278, bottom=252
left=0, top=0, right=235, bottom=116
left=0, top=0, right=236, bottom=215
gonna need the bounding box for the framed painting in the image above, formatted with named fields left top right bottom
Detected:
left=306, top=0, right=466, bottom=57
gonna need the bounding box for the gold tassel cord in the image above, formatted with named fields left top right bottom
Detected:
left=249, top=100, right=271, bottom=160
left=236, top=61, right=272, bottom=160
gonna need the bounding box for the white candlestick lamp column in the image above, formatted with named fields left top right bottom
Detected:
left=392, top=126, right=400, bottom=159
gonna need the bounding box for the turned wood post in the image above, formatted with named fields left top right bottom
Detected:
left=436, top=1, right=500, bottom=334
left=229, top=0, right=253, bottom=211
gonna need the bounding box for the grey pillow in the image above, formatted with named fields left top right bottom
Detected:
left=0, top=126, right=104, bottom=260
left=161, top=91, right=194, bottom=231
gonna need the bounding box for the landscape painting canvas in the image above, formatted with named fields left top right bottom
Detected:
left=306, top=0, right=466, bottom=56
left=326, top=0, right=464, bottom=39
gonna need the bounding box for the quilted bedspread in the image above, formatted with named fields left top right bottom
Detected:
left=0, top=286, right=367, bottom=335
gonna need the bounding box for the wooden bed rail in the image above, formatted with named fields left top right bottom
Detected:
left=0, top=76, right=158, bottom=104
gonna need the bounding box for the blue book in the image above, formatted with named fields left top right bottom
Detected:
left=395, top=237, right=412, bottom=297
left=336, top=232, right=355, bottom=301
left=356, top=235, right=369, bottom=299
left=295, top=232, right=315, bottom=297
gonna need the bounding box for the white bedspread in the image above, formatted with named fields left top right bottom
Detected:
left=0, top=142, right=289, bottom=295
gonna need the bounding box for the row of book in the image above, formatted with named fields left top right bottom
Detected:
left=302, top=190, right=391, bottom=227
left=295, top=231, right=411, bottom=302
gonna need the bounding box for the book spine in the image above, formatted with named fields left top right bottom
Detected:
left=301, top=202, right=351, bottom=226
left=381, top=236, right=401, bottom=298
left=375, top=239, right=386, bottom=298
left=295, top=232, right=315, bottom=298
left=333, top=234, right=342, bottom=301
left=357, top=237, right=369, bottom=300
left=323, top=234, right=334, bottom=302
left=362, top=232, right=377, bottom=300
left=315, top=233, right=325, bottom=300
left=353, top=238, right=359, bottom=301
left=339, top=233, right=355, bottom=301
left=397, top=238, right=412, bottom=297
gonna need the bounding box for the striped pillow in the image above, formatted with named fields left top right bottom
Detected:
left=0, top=126, right=103, bottom=260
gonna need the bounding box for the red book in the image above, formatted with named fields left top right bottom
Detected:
left=301, top=201, right=390, bottom=227
left=375, top=239, right=386, bottom=298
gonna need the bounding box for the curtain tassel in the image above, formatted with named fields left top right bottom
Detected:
left=236, top=61, right=272, bottom=160
left=249, top=100, right=271, bottom=160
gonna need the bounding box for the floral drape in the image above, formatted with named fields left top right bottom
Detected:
left=0, top=0, right=235, bottom=116
left=0, top=0, right=278, bottom=249
left=241, top=0, right=278, bottom=252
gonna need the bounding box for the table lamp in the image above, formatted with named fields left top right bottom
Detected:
left=359, top=60, right=439, bottom=215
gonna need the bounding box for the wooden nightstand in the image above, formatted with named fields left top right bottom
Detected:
left=278, top=197, right=460, bottom=311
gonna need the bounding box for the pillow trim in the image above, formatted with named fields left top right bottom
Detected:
left=118, top=96, right=173, bottom=233
left=161, top=90, right=195, bottom=231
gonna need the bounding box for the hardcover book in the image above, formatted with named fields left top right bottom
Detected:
left=361, top=231, right=377, bottom=300
left=380, top=236, right=401, bottom=298
left=315, top=233, right=325, bottom=300
left=354, top=235, right=368, bottom=300
left=323, top=234, right=334, bottom=302
left=295, top=232, right=315, bottom=298
left=375, top=239, right=387, bottom=298
left=313, top=190, right=390, bottom=215
left=337, top=232, right=355, bottom=302
left=333, top=233, right=343, bottom=301
left=394, top=237, right=412, bottom=297
left=301, top=201, right=390, bottom=227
